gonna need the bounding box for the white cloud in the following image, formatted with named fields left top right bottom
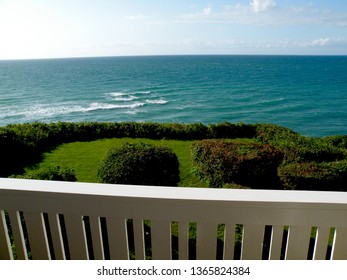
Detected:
left=123, top=15, right=147, bottom=21
left=251, top=0, right=276, bottom=13
left=202, top=5, right=212, bottom=16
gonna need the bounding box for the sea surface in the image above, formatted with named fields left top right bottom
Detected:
left=0, top=55, right=346, bottom=137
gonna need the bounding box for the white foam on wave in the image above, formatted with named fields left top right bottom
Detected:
left=146, top=99, right=168, bottom=104
left=25, top=102, right=146, bottom=118
left=106, top=92, right=126, bottom=97
left=86, top=102, right=145, bottom=111
left=113, top=96, right=137, bottom=101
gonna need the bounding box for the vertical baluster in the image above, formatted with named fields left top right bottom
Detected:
left=223, top=223, right=235, bottom=260
left=196, top=222, right=217, bottom=260
left=0, top=210, right=13, bottom=260
left=23, top=212, right=50, bottom=260
left=47, top=213, right=65, bottom=260
left=269, top=225, right=284, bottom=260
left=106, top=218, right=129, bottom=260
left=8, top=210, right=28, bottom=260
left=63, top=215, right=88, bottom=260
left=331, top=227, right=347, bottom=260
left=178, top=221, right=189, bottom=260
left=89, top=216, right=104, bottom=260
left=241, top=224, right=265, bottom=260
left=133, top=219, right=145, bottom=260
left=285, top=226, right=311, bottom=260
left=313, top=227, right=331, bottom=260
left=151, top=220, right=171, bottom=260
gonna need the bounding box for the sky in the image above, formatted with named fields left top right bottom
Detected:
left=0, top=0, right=346, bottom=59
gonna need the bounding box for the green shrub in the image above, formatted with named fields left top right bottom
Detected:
left=222, top=183, right=251, bottom=189
left=278, top=160, right=347, bottom=191
left=208, top=122, right=256, bottom=139
left=322, top=135, right=347, bottom=149
left=255, top=124, right=347, bottom=163
left=10, top=165, right=77, bottom=182
left=0, top=128, right=35, bottom=177
left=191, top=140, right=284, bottom=188
left=98, top=143, right=180, bottom=186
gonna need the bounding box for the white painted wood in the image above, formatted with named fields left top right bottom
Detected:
left=241, top=224, right=265, bottom=260
left=132, top=219, right=145, bottom=260
left=63, top=215, right=88, bottom=260
left=331, top=227, right=347, bottom=260
left=223, top=223, right=235, bottom=260
left=196, top=222, right=217, bottom=260
left=269, top=225, right=284, bottom=260
left=178, top=221, right=188, bottom=260
left=285, top=226, right=312, bottom=260
left=47, top=213, right=65, bottom=260
left=23, top=212, right=50, bottom=260
left=2, top=178, right=347, bottom=260
left=106, top=218, right=129, bottom=260
left=151, top=220, right=171, bottom=260
left=8, top=210, right=28, bottom=260
left=89, top=216, right=104, bottom=260
left=0, top=210, right=13, bottom=260
left=313, top=227, right=331, bottom=260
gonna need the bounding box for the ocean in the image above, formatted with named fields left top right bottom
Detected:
left=0, top=55, right=346, bottom=137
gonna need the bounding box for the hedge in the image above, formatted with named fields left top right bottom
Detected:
left=0, top=121, right=257, bottom=177
left=98, top=143, right=180, bottom=186
left=191, top=139, right=284, bottom=188
left=10, top=165, right=77, bottom=182
left=278, top=160, right=347, bottom=191
left=255, top=124, right=347, bottom=163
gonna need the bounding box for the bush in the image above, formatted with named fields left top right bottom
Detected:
left=10, top=165, right=77, bottom=182
left=322, top=135, right=347, bottom=149
left=98, top=143, right=180, bottom=186
left=255, top=124, right=347, bottom=163
left=191, top=140, right=284, bottom=188
left=278, top=160, right=347, bottom=191
left=208, top=122, right=256, bottom=139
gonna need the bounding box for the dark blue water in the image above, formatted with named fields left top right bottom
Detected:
left=1, top=55, right=346, bottom=136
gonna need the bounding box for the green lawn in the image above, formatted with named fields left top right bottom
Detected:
left=33, top=138, right=208, bottom=188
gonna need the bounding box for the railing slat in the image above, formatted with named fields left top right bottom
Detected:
left=89, top=216, right=104, bottom=260
left=47, top=213, right=65, bottom=260
left=151, top=220, right=171, bottom=260
left=313, top=227, right=331, bottom=260
left=106, top=218, right=129, bottom=260
left=269, top=225, right=284, bottom=260
left=63, top=215, right=88, bottom=260
left=23, top=212, right=50, bottom=260
left=241, top=224, right=265, bottom=260
left=223, top=223, right=235, bottom=260
left=331, top=227, right=347, bottom=260
left=285, top=226, right=311, bottom=260
left=8, top=210, right=28, bottom=260
left=178, top=221, right=188, bottom=260
left=197, top=222, right=217, bottom=260
left=0, top=210, right=13, bottom=260
left=133, top=219, right=145, bottom=260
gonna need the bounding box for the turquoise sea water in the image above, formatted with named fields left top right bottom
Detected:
left=0, top=55, right=346, bottom=137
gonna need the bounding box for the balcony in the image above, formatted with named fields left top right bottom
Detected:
left=1, top=178, right=347, bottom=260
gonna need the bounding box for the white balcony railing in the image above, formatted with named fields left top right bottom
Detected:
left=1, top=178, right=347, bottom=260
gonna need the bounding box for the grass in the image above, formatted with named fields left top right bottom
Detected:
left=32, top=138, right=209, bottom=188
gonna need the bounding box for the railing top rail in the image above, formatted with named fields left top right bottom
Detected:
left=1, top=178, right=347, bottom=205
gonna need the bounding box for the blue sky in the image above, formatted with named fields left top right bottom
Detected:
left=0, top=0, right=346, bottom=59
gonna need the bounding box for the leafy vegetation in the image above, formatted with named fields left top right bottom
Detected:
left=191, top=140, right=284, bottom=188
left=10, top=165, right=77, bottom=182
left=98, top=143, right=180, bottom=186
left=278, top=160, right=347, bottom=191
left=1, top=121, right=346, bottom=191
